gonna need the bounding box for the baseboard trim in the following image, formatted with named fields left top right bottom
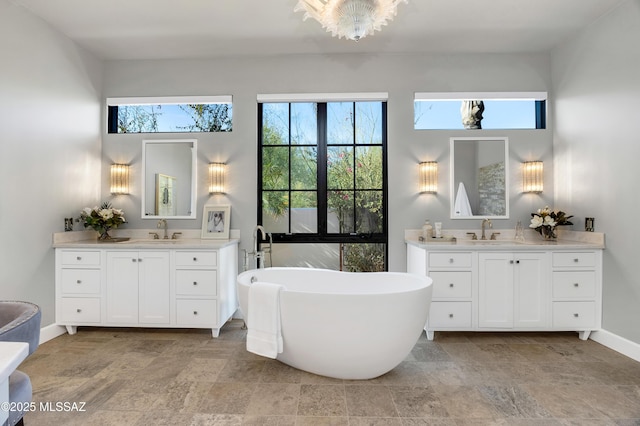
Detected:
left=39, top=324, right=67, bottom=344
left=590, top=329, right=640, bottom=362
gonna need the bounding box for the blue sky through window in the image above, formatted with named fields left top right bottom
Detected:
left=414, top=100, right=538, bottom=130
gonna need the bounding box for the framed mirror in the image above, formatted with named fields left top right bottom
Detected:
left=450, top=136, right=509, bottom=219
left=141, top=139, right=197, bottom=219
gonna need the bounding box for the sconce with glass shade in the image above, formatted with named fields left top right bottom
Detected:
left=209, top=163, right=226, bottom=194
left=110, top=164, right=130, bottom=195
left=294, top=0, right=408, bottom=41
left=419, top=161, right=438, bottom=193
left=523, top=161, right=543, bottom=193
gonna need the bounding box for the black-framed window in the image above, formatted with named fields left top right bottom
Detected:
left=258, top=101, right=388, bottom=271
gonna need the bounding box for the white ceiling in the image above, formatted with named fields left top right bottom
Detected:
left=11, top=0, right=626, bottom=60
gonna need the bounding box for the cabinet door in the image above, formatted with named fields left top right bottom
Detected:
left=106, top=251, right=139, bottom=323
left=513, top=253, right=548, bottom=328
left=479, top=253, right=514, bottom=328
left=138, top=251, right=170, bottom=324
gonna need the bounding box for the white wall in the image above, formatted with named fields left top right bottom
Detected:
left=102, top=53, right=554, bottom=273
left=552, top=0, right=640, bottom=343
left=0, top=0, right=102, bottom=326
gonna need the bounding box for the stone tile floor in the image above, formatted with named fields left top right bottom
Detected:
left=20, top=320, right=640, bottom=425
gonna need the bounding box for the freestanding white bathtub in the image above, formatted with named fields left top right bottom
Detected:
left=237, top=267, right=433, bottom=380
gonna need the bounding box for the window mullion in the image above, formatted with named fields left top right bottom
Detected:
left=351, top=103, right=357, bottom=234
left=287, top=104, right=293, bottom=234
left=317, top=103, right=328, bottom=235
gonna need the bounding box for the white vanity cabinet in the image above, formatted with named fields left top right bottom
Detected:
left=411, top=249, right=475, bottom=340
left=57, top=250, right=102, bottom=325
left=174, top=251, right=221, bottom=336
left=106, top=251, right=170, bottom=324
left=55, top=240, right=239, bottom=337
left=406, top=238, right=603, bottom=341
left=551, top=251, right=601, bottom=340
left=478, top=252, right=549, bottom=329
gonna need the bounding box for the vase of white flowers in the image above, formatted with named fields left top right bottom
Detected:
left=530, top=206, right=573, bottom=240
left=79, top=202, right=126, bottom=240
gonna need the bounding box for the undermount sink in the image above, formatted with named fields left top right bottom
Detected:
left=460, top=239, right=520, bottom=245
left=117, top=238, right=183, bottom=244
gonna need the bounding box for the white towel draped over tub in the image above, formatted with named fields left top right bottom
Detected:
left=246, top=282, right=285, bottom=359
left=454, top=182, right=473, bottom=216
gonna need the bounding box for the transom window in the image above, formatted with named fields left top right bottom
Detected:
left=107, top=96, right=232, bottom=133
left=258, top=99, right=388, bottom=271
left=414, top=92, right=547, bottom=130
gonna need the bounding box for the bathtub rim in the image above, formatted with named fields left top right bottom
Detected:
left=237, top=267, right=432, bottom=296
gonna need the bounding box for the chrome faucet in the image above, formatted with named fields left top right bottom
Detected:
left=157, top=219, right=168, bottom=239
left=481, top=218, right=492, bottom=240
left=252, top=225, right=267, bottom=268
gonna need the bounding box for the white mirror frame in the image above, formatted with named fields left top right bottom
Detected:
left=450, top=136, right=509, bottom=220
left=141, top=139, right=197, bottom=219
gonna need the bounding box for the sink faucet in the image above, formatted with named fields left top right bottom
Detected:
left=252, top=225, right=267, bottom=268
left=157, top=219, right=168, bottom=239
left=481, top=218, right=492, bottom=240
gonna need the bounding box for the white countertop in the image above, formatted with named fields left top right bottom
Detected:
left=0, top=342, right=28, bottom=383
left=405, top=229, right=605, bottom=251
left=52, top=229, right=240, bottom=249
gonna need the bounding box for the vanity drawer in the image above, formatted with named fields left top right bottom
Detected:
left=61, top=269, right=101, bottom=294
left=60, top=251, right=101, bottom=266
left=552, top=271, right=596, bottom=299
left=552, top=301, right=596, bottom=328
left=430, top=271, right=472, bottom=299
left=59, top=298, right=101, bottom=323
left=176, top=270, right=217, bottom=296
left=428, top=302, right=472, bottom=328
left=176, top=299, right=217, bottom=326
left=175, top=251, right=217, bottom=267
left=552, top=252, right=596, bottom=268
left=428, top=252, right=472, bottom=269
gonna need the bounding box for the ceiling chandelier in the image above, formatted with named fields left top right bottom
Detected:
left=295, top=0, right=408, bottom=42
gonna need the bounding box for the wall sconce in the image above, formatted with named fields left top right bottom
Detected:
left=110, top=164, right=130, bottom=195
left=523, top=161, right=543, bottom=193
left=209, top=163, right=226, bottom=194
left=419, top=161, right=438, bottom=193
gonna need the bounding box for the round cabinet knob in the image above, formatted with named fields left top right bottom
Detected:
left=516, top=260, right=520, bottom=264
left=449, top=258, right=454, bottom=263
left=193, top=257, right=198, bottom=262
left=76, top=256, right=82, bottom=261
left=510, top=260, right=514, bottom=264
left=449, top=283, right=454, bottom=288
left=193, top=311, right=198, bottom=315
left=76, top=308, right=82, bottom=313
left=449, top=313, right=454, bottom=318
left=574, top=258, right=579, bottom=263
left=574, top=313, right=579, bottom=317
left=193, top=281, right=198, bottom=286
left=574, top=283, right=579, bottom=287
left=77, top=280, right=82, bottom=284
left=132, top=258, right=137, bottom=262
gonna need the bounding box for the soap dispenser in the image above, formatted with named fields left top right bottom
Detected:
left=515, top=220, right=525, bottom=242
left=422, top=219, right=433, bottom=240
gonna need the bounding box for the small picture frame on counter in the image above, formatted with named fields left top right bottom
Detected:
left=201, top=204, right=231, bottom=239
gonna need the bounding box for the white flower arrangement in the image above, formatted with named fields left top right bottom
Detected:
left=79, top=202, right=126, bottom=240
left=530, top=206, right=573, bottom=239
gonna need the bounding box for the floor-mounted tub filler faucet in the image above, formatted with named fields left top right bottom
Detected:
left=244, top=225, right=272, bottom=269
left=481, top=218, right=492, bottom=240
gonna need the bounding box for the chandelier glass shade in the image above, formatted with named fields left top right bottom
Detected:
left=295, top=0, right=408, bottom=41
